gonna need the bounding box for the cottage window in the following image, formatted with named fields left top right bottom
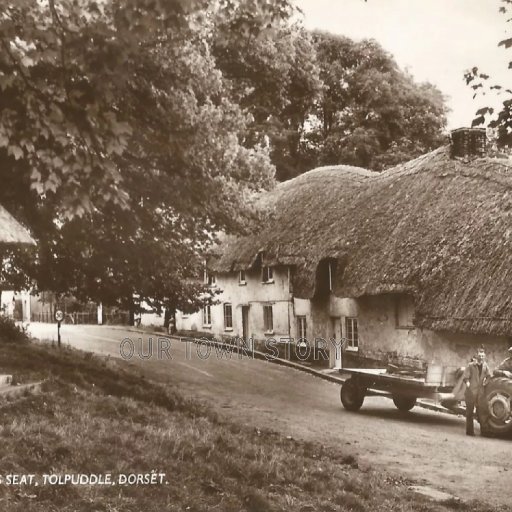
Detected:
left=204, top=269, right=216, bottom=286
left=297, top=316, right=307, bottom=342
left=224, top=303, right=233, bottom=330
left=263, top=305, right=274, bottom=333
left=345, top=317, right=358, bottom=350
left=202, top=305, right=212, bottom=326
left=396, top=295, right=415, bottom=329
left=262, top=266, right=274, bottom=283
left=239, top=270, right=246, bottom=285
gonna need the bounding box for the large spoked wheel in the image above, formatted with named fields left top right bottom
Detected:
left=479, top=378, right=512, bottom=436
left=340, top=378, right=366, bottom=411
left=392, top=395, right=417, bottom=412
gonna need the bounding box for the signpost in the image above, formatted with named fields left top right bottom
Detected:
left=55, top=309, right=64, bottom=347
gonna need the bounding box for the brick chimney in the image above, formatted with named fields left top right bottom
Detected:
left=450, top=127, right=487, bottom=158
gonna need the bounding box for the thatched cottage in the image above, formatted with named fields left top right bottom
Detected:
left=0, top=203, right=34, bottom=320
left=176, top=128, right=512, bottom=369
left=0, top=204, right=34, bottom=246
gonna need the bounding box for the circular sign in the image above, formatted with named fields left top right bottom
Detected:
left=55, top=310, right=64, bottom=322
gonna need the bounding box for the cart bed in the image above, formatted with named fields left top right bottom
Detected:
left=341, top=368, right=447, bottom=399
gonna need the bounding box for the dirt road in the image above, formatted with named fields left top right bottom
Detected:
left=29, top=323, right=512, bottom=507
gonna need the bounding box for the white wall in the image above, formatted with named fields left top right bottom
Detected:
left=176, top=266, right=292, bottom=341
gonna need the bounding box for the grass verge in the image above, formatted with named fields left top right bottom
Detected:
left=0, top=333, right=506, bottom=512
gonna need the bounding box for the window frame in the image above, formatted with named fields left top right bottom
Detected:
left=204, top=269, right=216, bottom=287
left=263, top=304, right=274, bottom=334
left=297, top=315, right=307, bottom=343
left=223, top=303, right=233, bottom=331
left=345, top=317, right=359, bottom=351
left=202, top=305, right=212, bottom=327
left=239, top=270, right=247, bottom=286
left=261, top=266, right=274, bottom=284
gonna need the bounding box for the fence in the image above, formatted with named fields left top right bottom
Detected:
left=32, top=311, right=98, bottom=324
left=32, top=310, right=132, bottom=325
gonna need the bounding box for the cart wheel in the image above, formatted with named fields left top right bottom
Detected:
left=340, top=378, right=365, bottom=411
left=392, top=395, right=416, bottom=412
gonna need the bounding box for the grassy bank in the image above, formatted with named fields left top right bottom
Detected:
left=0, top=331, right=505, bottom=512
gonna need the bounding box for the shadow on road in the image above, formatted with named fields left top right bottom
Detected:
left=345, top=407, right=463, bottom=427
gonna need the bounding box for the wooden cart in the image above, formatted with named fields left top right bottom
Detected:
left=339, top=368, right=462, bottom=412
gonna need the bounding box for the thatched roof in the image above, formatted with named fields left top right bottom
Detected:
left=0, top=204, right=35, bottom=246
left=212, top=147, right=512, bottom=337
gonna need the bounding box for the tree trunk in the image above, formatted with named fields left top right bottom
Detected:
left=164, top=308, right=171, bottom=329
left=164, top=307, right=176, bottom=334
left=127, top=298, right=135, bottom=326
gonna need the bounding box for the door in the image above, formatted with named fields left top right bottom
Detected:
left=330, top=316, right=342, bottom=369
left=241, top=306, right=250, bottom=345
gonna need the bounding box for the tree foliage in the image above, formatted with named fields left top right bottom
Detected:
left=317, top=33, right=447, bottom=170
left=466, top=0, right=512, bottom=147
left=213, top=17, right=322, bottom=181
left=0, top=0, right=288, bottom=312
left=215, top=26, right=448, bottom=180
left=299, top=33, right=448, bottom=175
left=0, top=0, right=448, bottom=315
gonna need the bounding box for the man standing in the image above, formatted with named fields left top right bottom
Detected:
left=463, top=347, right=491, bottom=436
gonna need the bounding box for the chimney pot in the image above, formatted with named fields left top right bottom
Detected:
left=450, top=127, right=487, bottom=159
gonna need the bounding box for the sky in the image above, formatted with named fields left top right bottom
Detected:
left=296, top=0, right=511, bottom=130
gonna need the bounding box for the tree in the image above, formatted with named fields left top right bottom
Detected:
left=466, top=0, right=512, bottom=147
left=0, top=0, right=293, bottom=315
left=307, top=32, right=448, bottom=172
left=213, top=16, right=322, bottom=181
left=217, top=28, right=448, bottom=180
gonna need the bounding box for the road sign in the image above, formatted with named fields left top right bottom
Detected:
left=55, top=310, right=64, bottom=347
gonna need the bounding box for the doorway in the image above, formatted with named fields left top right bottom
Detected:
left=330, top=316, right=342, bottom=369
left=241, top=306, right=250, bottom=347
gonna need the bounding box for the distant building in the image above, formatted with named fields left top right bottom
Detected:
left=0, top=203, right=34, bottom=246
left=177, top=128, right=512, bottom=370
left=0, top=203, right=34, bottom=322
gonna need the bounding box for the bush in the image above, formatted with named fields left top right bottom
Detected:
left=0, top=316, right=28, bottom=343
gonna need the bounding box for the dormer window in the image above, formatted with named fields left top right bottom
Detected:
left=239, top=270, right=246, bottom=285
left=315, top=259, right=336, bottom=297
left=262, top=266, right=273, bottom=284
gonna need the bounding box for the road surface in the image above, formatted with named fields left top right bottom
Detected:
left=28, top=323, right=512, bottom=506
